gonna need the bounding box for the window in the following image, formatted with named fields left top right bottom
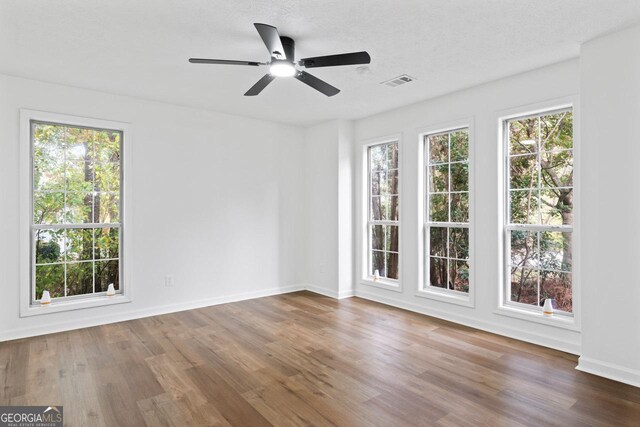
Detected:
left=31, top=121, right=122, bottom=304
left=367, top=141, right=399, bottom=282
left=424, top=128, right=470, bottom=294
left=504, top=108, right=573, bottom=314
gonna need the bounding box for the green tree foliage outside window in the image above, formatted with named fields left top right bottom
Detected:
left=32, top=122, right=121, bottom=302
left=507, top=110, right=573, bottom=313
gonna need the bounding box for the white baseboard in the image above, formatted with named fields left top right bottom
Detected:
left=338, top=289, right=355, bottom=299
left=354, top=289, right=581, bottom=355
left=577, top=357, right=640, bottom=388
left=304, top=284, right=354, bottom=300
left=0, top=285, right=305, bottom=342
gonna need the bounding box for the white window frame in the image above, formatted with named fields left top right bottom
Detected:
left=20, top=110, right=133, bottom=317
left=417, top=119, right=475, bottom=307
left=497, top=97, right=580, bottom=330
left=358, top=135, right=402, bottom=292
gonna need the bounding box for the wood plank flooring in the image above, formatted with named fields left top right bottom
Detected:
left=1, top=291, right=639, bottom=426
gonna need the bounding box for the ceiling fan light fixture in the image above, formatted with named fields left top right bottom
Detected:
left=270, top=61, right=296, bottom=77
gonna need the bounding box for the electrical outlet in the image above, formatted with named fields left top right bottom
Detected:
left=165, top=275, right=174, bottom=287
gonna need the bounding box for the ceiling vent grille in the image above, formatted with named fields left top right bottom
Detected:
left=381, top=74, right=415, bottom=87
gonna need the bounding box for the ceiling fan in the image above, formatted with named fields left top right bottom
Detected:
left=189, top=23, right=371, bottom=97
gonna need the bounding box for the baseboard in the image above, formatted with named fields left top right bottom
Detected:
left=304, top=284, right=354, bottom=300
left=354, top=289, right=581, bottom=355
left=577, top=357, right=640, bottom=388
left=338, top=289, right=355, bottom=299
left=0, top=284, right=305, bottom=342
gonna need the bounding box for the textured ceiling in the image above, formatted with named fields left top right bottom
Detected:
left=1, top=0, right=639, bottom=126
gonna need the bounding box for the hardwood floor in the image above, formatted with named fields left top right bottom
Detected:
left=1, top=291, right=639, bottom=426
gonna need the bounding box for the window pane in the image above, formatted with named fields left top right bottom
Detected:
left=372, top=195, right=393, bottom=221
left=429, top=193, right=448, bottom=222
left=387, top=170, right=399, bottom=195
left=449, top=228, right=469, bottom=260
left=34, top=229, right=64, bottom=264
left=66, top=192, right=94, bottom=223
left=387, top=143, right=399, bottom=169
left=510, top=230, right=538, bottom=269
left=388, top=196, right=399, bottom=221
left=34, top=155, right=65, bottom=191
left=510, top=189, right=539, bottom=224
left=66, top=127, right=93, bottom=160
left=429, top=164, right=448, bottom=193
left=540, top=231, right=572, bottom=272
left=386, top=252, right=399, bottom=280
left=386, top=225, right=399, bottom=252
left=429, top=227, right=447, bottom=257
left=66, top=161, right=94, bottom=193
left=371, top=225, right=384, bottom=251
left=371, top=171, right=386, bottom=196
left=509, top=118, right=538, bottom=155
left=510, top=155, right=537, bottom=190
left=66, top=261, right=94, bottom=296
left=541, top=111, right=573, bottom=151
left=370, top=144, right=386, bottom=170
left=66, top=228, right=94, bottom=261
left=35, top=264, right=65, bottom=300
left=33, top=191, right=64, bottom=224
left=96, top=193, right=120, bottom=223
left=450, top=260, right=469, bottom=293
left=428, top=134, right=448, bottom=164
left=371, top=250, right=385, bottom=277
left=450, top=193, right=469, bottom=223
left=429, top=257, right=447, bottom=288
left=95, top=163, right=120, bottom=192
left=540, top=270, right=572, bottom=313
left=540, top=150, right=572, bottom=188
left=510, top=268, right=538, bottom=307
left=450, top=162, right=468, bottom=192
left=96, top=259, right=119, bottom=292
left=540, top=188, right=572, bottom=226
left=33, top=123, right=65, bottom=159
left=94, top=130, right=121, bottom=163
left=450, top=130, right=468, bottom=162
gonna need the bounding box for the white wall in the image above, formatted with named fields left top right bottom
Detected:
left=0, top=74, right=305, bottom=340
left=302, top=120, right=355, bottom=299
left=351, top=59, right=582, bottom=354
left=337, top=121, right=355, bottom=298
left=578, top=25, right=640, bottom=387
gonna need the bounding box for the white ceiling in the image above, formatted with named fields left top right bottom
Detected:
left=1, top=1, right=639, bottom=126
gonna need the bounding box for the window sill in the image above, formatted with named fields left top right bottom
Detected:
left=360, top=277, right=402, bottom=292
left=20, top=294, right=131, bottom=317
left=415, top=288, right=474, bottom=308
left=494, top=305, right=578, bottom=331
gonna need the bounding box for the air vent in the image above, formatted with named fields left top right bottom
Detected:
left=381, top=74, right=415, bottom=87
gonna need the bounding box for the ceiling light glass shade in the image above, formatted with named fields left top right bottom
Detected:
left=270, top=61, right=296, bottom=77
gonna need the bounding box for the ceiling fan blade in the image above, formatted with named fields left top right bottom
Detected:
left=295, top=71, right=340, bottom=97
left=244, top=74, right=276, bottom=96
left=189, top=58, right=265, bottom=66
left=299, top=51, right=371, bottom=68
left=254, top=23, right=286, bottom=60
